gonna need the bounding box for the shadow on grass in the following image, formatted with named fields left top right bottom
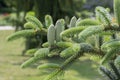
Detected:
left=13, top=55, right=103, bottom=79
left=69, top=59, right=102, bottom=79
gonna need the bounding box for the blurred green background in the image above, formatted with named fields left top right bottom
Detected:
left=0, top=0, right=113, bottom=27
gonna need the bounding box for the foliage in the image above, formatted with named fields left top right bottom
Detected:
left=3, top=0, right=89, bottom=55
left=33, top=0, right=87, bottom=22
left=7, top=0, right=120, bottom=80
left=100, top=56, right=120, bottom=80
left=7, top=14, right=51, bottom=55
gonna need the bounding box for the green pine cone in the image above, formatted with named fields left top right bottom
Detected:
left=55, top=19, right=65, bottom=42
left=69, top=16, right=77, bottom=28
left=47, top=24, right=56, bottom=46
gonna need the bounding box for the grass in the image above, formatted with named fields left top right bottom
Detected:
left=0, top=30, right=105, bottom=80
